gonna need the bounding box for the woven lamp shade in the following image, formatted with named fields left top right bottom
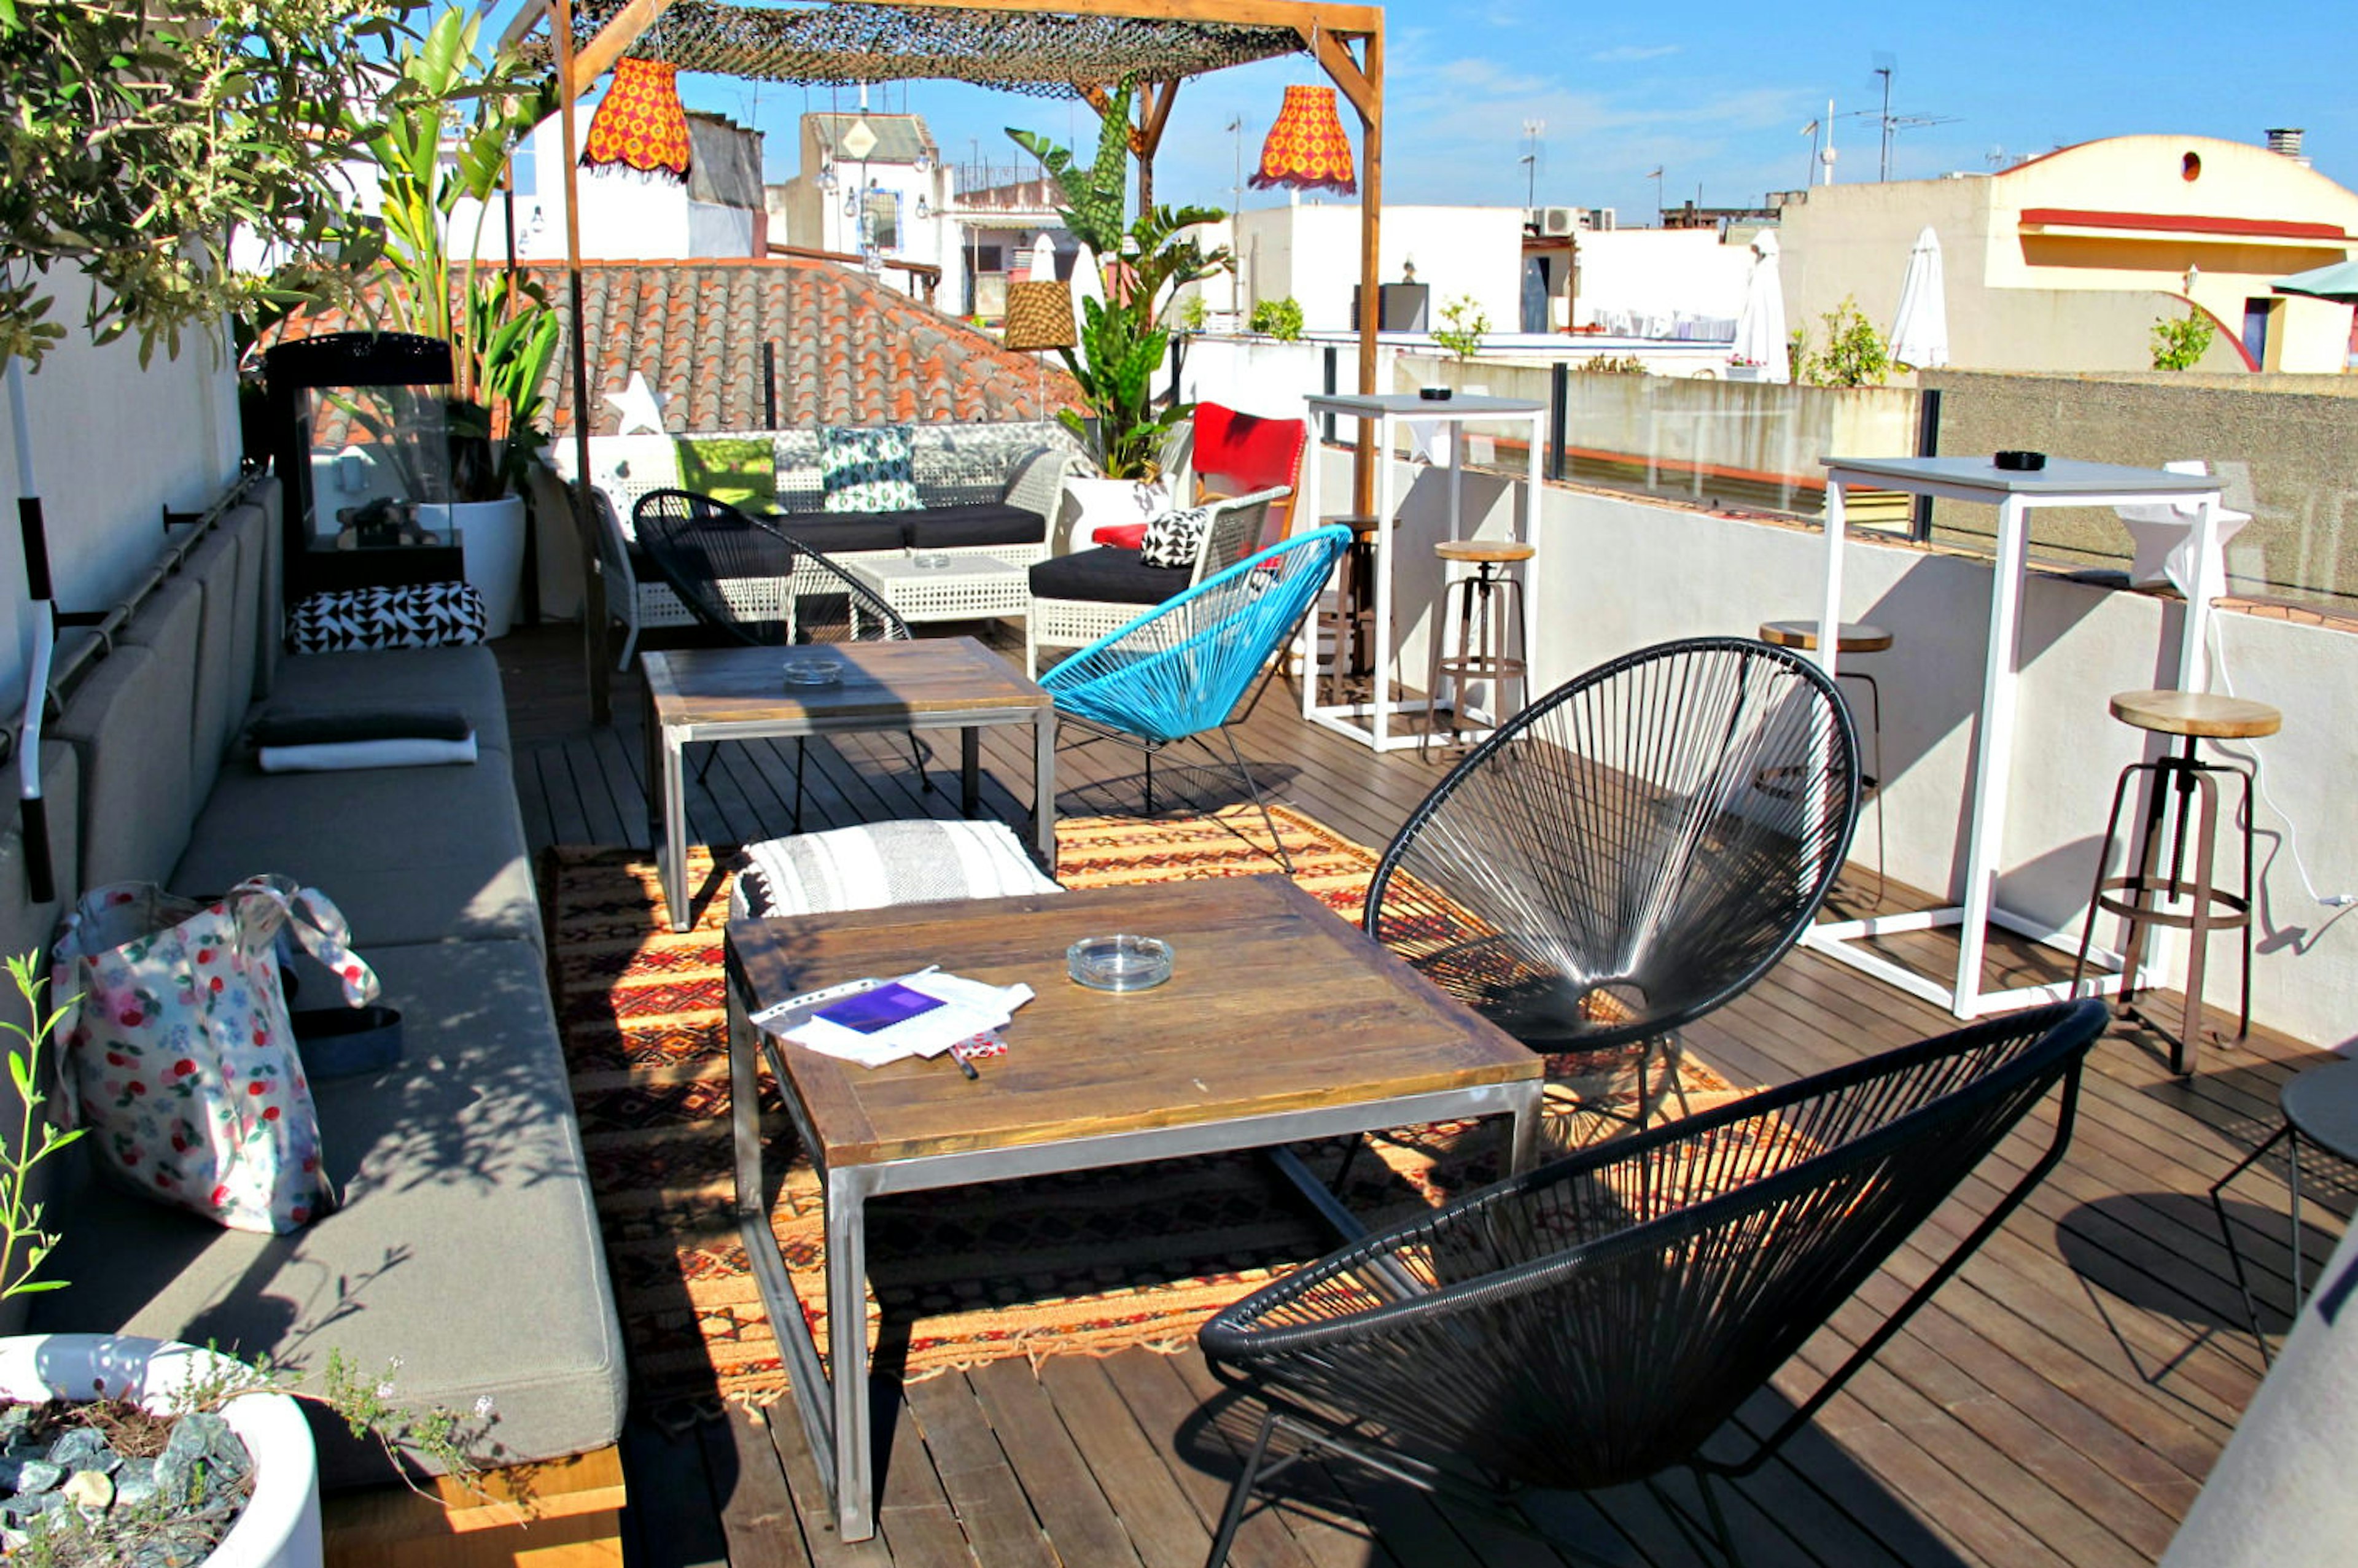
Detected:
left=1004, top=279, right=1078, bottom=352
left=580, top=58, right=692, bottom=183
left=1250, top=85, right=1356, bottom=195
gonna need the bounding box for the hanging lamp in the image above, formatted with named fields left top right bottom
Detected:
left=580, top=57, right=692, bottom=183
left=1250, top=84, right=1356, bottom=195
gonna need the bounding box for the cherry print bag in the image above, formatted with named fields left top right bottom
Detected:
left=52, top=876, right=377, bottom=1234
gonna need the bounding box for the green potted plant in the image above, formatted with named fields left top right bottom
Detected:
left=1008, top=79, right=1232, bottom=482
left=356, top=6, right=559, bottom=637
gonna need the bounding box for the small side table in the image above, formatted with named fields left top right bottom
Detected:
left=2210, top=1057, right=2358, bottom=1363
left=845, top=554, right=1031, bottom=630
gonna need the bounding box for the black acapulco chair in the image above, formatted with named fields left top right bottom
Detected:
left=1197, top=998, right=2111, bottom=1568
left=633, top=489, right=932, bottom=828
left=1365, top=635, right=1861, bottom=1120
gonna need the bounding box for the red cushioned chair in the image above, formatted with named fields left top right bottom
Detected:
left=1092, top=402, right=1307, bottom=551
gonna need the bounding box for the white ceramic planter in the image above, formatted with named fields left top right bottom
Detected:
left=0, top=1334, right=321, bottom=1568
left=418, top=495, right=528, bottom=639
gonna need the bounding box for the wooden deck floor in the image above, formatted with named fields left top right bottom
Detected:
left=499, top=621, right=2346, bottom=1568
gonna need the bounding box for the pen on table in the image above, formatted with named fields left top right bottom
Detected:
left=955, top=1051, right=980, bottom=1081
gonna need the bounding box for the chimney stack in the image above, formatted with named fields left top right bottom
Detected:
left=2265, top=128, right=2310, bottom=166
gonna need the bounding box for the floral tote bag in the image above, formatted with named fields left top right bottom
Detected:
left=52, top=875, right=378, bottom=1234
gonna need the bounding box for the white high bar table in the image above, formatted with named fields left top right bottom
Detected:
left=1805, top=454, right=2228, bottom=1019
left=1298, top=392, right=1548, bottom=753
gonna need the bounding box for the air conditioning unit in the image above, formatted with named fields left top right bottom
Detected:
left=1539, top=206, right=1579, bottom=236
left=1589, top=206, right=1617, bottom=231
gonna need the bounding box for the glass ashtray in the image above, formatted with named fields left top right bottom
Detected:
left=1066, top=934, right=1175, bottom=992
left=781, top=656, right=843, bottom=687
left=911, top=551, right=954, bottom=569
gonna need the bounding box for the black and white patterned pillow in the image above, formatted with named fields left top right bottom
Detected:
left=819, top=424, right=920, bottom=513
left=1138, top=505, right=1212, bottom=569
left=286, top=583, right=486, bottom=654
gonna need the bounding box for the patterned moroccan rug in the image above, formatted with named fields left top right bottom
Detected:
left=544, top=804, right=1749, bottom=1414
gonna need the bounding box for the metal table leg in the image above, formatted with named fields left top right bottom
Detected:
left=659, top=719, right=690, bottom=933
left=1033, top=709, right=1057, bottom=862
left=961, top=726, right=979, bottom=816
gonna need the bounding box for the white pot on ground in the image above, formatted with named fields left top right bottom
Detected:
left=0, top=1333, right=321, bottom=1568
left=418, top=495, right=528, bottom=639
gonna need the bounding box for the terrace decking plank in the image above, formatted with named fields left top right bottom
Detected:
left=623, top=1419, right=736, bottom=1568
left=696, top=1407, right=819, bottom=1568
left=499, top=625, right=2339, bottom=1568
left=1091, top=1348, right=1379, bottom=1568
left=898, top=1375, right=1059, bottom=1568
left=962, top=1359, right=1167, bottom=1568
left=876, top=1381, right=980, bottom=1568
left=763, top=1388, right=898, bottom=1568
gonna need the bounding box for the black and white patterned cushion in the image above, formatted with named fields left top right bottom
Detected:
left=286, top=583, right=486, bottom=654
left=819, top=424, right=920, bottom=513
left=730, top=818, right=1062, bottom=922
left=1138, top=504, right=1212, bottom=569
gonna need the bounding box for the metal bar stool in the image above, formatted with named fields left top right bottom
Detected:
left=1319, top=514, right=1380, bottom=704
left=2070, top=689, right=2281, bottom=1076
left=1759, top=618, right=1891, bottom=904
left=1421, top=538, right=1533, bottom=761
left=2209, top=1057, right=2358, bottom=1363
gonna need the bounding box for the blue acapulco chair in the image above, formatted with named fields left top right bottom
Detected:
left=1039, top=526, right=1352, bottom=871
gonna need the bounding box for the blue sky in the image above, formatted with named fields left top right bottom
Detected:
left=539, top=1, right=2358, bottom=220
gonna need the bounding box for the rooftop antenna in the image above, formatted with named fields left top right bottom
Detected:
left=1848, top=55, right=1958, bottom=181
left=1520, top=118, right=1545, bottom=209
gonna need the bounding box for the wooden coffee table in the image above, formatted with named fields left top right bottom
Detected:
left=725, top=875, right=1544, bottom=1542
left=641, top=637, right=1055, bottom=931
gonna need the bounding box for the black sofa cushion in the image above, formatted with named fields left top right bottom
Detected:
left=1028, top=547, right=1193, bottom=607
left=903, top=503, right=1049, bottom=550
left=762, top=514, right=908, bottom=554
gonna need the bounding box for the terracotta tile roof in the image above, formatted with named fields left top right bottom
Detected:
left=265, top=256, right=1080, bottom=437
left=542, top=257, right=1080, bottom=435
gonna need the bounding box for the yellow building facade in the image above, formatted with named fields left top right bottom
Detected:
left=1778, top=134, right=2358, bottom=373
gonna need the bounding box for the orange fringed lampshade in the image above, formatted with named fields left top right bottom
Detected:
left=580, top=58, right=692, bottom=183
left=1250, top=85, right=1356, bottom=195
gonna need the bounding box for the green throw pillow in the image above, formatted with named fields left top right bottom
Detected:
left=819, top=424, right=920, bottom=513
left=677, top=436, right=778, bottom=513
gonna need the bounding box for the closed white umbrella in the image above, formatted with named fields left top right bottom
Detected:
left=1731, top=230, right=1788, bottom=382
left=1070, top=241, right=1106, bottom=338
left=1028, top=231, right=1058, bottom=284
left=1889, top=225, right=1950, bottom=370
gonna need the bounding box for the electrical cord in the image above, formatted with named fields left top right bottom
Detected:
left=2207, top=612, right=2357, bottom=907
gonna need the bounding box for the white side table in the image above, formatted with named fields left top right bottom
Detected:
left=846, top=554, right=1031, bottom=629
left=1296, top=392, right=1548, bottom=753
left=1805, top=454, right=2227, bottom=1020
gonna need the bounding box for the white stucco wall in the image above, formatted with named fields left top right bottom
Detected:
left=1313, top=442, right=2358, bottom=1049
left=1237, top=204, right=1523, bottom=337
left=0, top=274, right=243, bottom=705
left=1570, top=228, right=1751, bottom=329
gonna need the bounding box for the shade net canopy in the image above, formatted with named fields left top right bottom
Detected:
left=523, top=1, right=1309, bottom=97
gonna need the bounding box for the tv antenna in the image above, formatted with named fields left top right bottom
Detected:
left=1845, top=55, right=1958, bottom=181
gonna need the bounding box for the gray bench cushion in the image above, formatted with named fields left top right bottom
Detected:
left=51, top=641, right=198, bottom=890
left=180, top=527, right=262, bottom=780
left=173, top=756, right=540, bottom=952
left=263, top=645, right=512, bottom=758
left=31, top=939, right=625, bottom=1484
left=121, top=569, right=238, bottom=802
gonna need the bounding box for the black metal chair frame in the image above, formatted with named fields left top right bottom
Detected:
left=1198, top=999, right=2107, bottom=1568
left=632, top=489, right=933, bottom=830
left=1361, top=636, right=1861, bottom=1127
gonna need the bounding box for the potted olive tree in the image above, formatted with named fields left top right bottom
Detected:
left=358, top=7, right=560, bottom=637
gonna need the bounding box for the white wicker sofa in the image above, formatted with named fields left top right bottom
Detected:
left=557, top=422, right=1083, bottom=640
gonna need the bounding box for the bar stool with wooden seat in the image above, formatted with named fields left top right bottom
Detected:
left=2071, top=688, right=2281, bottom=1076
left=1759, top=618, right=1893, bottom=901
left=1422, top=538, right=1534, bottom=761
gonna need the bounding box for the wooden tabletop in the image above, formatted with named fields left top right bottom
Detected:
left=645, top=637, right=1048, bottom=729
left=728, top=877, right=1539, bottom=1168
left=2109, top=688, right=2282, bottom=739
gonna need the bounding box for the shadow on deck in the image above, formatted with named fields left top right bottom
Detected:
left=497, top=621, right=2342, bottom=1568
